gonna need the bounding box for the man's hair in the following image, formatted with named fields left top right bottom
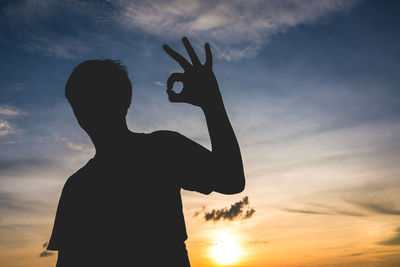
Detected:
left=65, top=59, right=132, bottom=115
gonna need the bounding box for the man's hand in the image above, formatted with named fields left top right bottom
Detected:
left=163, top=37, right=222, bottom=109
left=162, top=37, right=245, bottom=194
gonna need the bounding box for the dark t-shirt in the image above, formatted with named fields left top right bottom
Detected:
left=47, top=130, right=213, bottom=265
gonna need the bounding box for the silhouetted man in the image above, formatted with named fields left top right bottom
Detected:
left=47, top=37, right=245, bottom=266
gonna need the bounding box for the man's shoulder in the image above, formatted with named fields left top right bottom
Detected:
left=149, top=130, right=187, bottom=143
left=62, top=159, right=94, bottom=193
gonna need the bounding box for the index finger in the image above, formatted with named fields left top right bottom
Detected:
left=204, top=43, right=212, bottom=68
left=182, top=37, right=201, bottom=66
left=163, top=44, right=191, bottom=71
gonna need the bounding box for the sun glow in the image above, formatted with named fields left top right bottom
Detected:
left=211, top=233, right=241, bottom=265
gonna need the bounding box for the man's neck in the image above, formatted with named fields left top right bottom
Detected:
left=90, top=124, right=133, bottom=157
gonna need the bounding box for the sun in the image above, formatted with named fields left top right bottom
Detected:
left=211, top=233, right=241, bottom=265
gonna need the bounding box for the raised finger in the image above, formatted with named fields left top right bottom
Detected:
left=204, top=43, right=212, bottom=68
left=163, top=44, right=191, bottom=70
left=182, top=37, right=201, bottom=66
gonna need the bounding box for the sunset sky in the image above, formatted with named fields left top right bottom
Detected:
left=1, top=0, right=400, bottom=266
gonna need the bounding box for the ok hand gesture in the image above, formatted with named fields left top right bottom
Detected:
left=163, top=37, right=222, bottom=109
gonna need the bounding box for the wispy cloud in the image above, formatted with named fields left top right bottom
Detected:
left=0, top=105, right=25, bottom=116
left=347, top=252, right=364, bottom=257
left=0, top=157, right=56, bottom=175
left=337, top=178, right=400, bottom=216
left=154, top=81, right=166, bottom=86
left=351, top=202, right=400, bottom=216
left=55, top=135, right=94, bottom=154
left=0, top=105, right=25, bottom=137
left=0, top=0, right=359, bottom=60
left=202, top=196, right=255, bottom=222
left=281, top=205, right=366, bottom=217
left=379, top=227, right=400, bottom=246
left=0, top=120, right=18, bottom=136
left=0, top=191, right=50, bottom=215
left=119, top=0, right=359, bottom=60
left=21, top=34, right=91, bottom=60
left=282, top=208, right=331, bottom=215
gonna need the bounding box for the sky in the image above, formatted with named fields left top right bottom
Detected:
left=0, top=0, right=400, bottom=266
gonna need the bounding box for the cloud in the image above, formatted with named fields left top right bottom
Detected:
left=39, top=241, right=53, bottom=257
left=0, top=191, right=51, bottom=217
left=282, top=208, right=331, bottom=215
left=21, top=34, right=91, bottom=60
left=203, top=196, right=255, bottom=221
left=244, top=208, right=256, bottom=219
left=1, top=0, right=359, bottom=60
left=281, top=203, right=366, bottom=217
left=39, top=250, right=54, bottom=257
left=0, top=157, right=56, bottom=175
left=193, top=206, right=205, bottom=217
left=352, top=202, right=400, bottom=215
left=348, top=252, right=364, bottom=257
left=0, top=120, right=18, bottom=137
left=0, top=105, right=25, bottom=137
left=379, top=227, right=400, bottom=246
left=38, top=242, right=54, bottom=258
left=119, top=0, right=359, bottom=60
left=0, top=105, right=25, bottom=116
left=155, top=81, right=166, bottom=87
left=55, top=136, right=94, bottom=154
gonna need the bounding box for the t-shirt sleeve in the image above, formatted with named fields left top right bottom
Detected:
left=156, top=130, right=215, bottom=195
left=47, top=178, right=75, bottom=251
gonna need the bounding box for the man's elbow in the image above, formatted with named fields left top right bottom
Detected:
left=215, top=173, right=245, bottom=195
left=230, top=174, right=246, bottom=194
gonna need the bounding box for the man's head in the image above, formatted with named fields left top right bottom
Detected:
left=65, top=60, right=132, bottom=135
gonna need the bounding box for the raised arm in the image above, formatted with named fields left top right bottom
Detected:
left=163, top=37, right=245, bottom=194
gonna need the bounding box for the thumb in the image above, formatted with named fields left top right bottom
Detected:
left=166, top=89, right=186, bottom=103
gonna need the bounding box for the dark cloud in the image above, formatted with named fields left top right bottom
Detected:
left=379, top=227, right=400, bottom=246
left=334, top=210, right=365, bottom=217
left=282, top=208, right=331, bottom=215
left=281, top=205, right=366, bottom=217
left=244, top=208, right=256, bottom=219
left=348, top=253, right=364, bottom=257
left=193, top=206, right=205, bottom=217
left=39, top=250, right=54, bottom=257
left=352, top=202, right=400, bottom=215
left=203, top=196, right=255, bottom=222
left=372, top=249, right=400, bottom=254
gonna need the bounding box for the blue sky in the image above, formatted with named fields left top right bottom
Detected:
left=1, top=0, right=399, bottom=158
left=1, top=0, right=400, bottom=266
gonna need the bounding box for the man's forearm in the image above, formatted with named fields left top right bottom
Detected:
left=202, top=100, right=245, bottom=193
